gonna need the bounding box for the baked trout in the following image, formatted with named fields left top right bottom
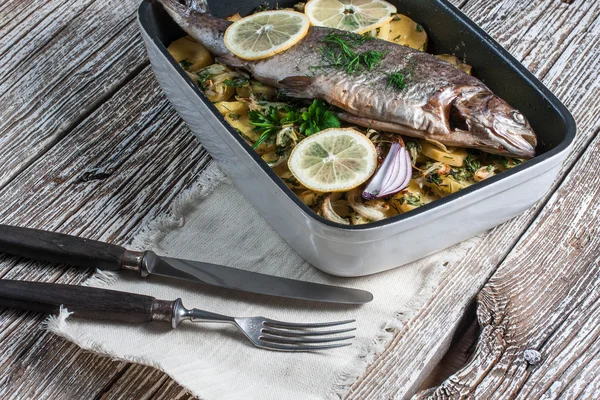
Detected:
left=158, top=0, right=537, bottom=158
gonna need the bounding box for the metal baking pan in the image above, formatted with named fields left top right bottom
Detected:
left=137, top=0, right=576, bottom=276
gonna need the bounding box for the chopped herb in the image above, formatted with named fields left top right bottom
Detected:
left=179, top=59, right=193, bottom=71
left=249, top=107, right=282, bottom=149
left=393, top=34, right=402, bottom=41
left=312, top=32, right=387, bottom=75
left=195, top=72, right=211, bottom=89
left=450, top=167, right=472, bottom=182
left=223, top=76, right=250, bottom=88
left=486, top=164, right=493, bottom=172
left=426, top=173, right=443, bottom=185
left=387, top=72, right=406, bottom=90
left=276, top=146, right=287, bottom=157
left=398, top=194, right=422, bottom=206
left=387, top=62, right=416, bottom=91
left=495, top=156, right=509, bottom=168
left=406, top=140, right=422, bottom=153
left=416, top=24, right=424, bottom=33
left=406, top=195, right=422, bottom=206
left=228, top=113, right=241, bottom=121
left=464, top=154, right=481, bottom=173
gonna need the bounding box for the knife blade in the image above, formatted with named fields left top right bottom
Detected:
left=0, top=224, right=373, bottom=304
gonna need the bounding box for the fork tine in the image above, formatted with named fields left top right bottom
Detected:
left=257, top=341, right=352, bottom=351
left=260, top=333, right=355, bottom=344
left=263, top=319, right=355, bottom=329
left=261, top=326, right=356, bottom=337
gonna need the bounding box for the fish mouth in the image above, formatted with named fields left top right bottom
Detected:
left=449, top=94, right=537, bottom=158
left=484, top=127, right=536, bottom=158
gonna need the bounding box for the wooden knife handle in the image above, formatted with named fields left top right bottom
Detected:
left=0, top=224, right=128, bottom=271
left=0, top=280, right=174, bottom=323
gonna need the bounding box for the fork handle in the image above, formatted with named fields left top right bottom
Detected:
left=0, top=280, right=175, bottom=324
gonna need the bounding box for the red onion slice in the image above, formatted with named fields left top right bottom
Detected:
left=362, top=144, right=412, bottom=200
left=362, top=142, right=400, bottom=200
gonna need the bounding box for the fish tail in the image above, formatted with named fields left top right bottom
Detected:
left=158, top=0, right=231, bottom=56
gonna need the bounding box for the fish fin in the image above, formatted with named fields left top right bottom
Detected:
left=337, top=112, right=426, bottom=138
left=215, top=55, right=247, bottom=68
left=279, top=76, right=313, bottom=88
left=278, top=76, right=314, bottom=98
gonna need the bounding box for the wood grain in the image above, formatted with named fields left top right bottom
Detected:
left=418, top=114, right=600, bottom=399
left=0, top=0, right=147, bottom=187
left=0, top=67, right=210, bottom=399
left=348, top=0, right=600, bottom=398
left=0, top=0, right=598, bottom=398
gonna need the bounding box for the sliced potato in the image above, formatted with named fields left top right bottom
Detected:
left=392, top=180, right=438, bottom=213
left=420, top=140, right=468, bottom=167
left=435, top=54, right=473, bottom=75
left=278, top=170, right=305, bottom=189
left=424, top=175, right=471, bottom=196
left=225, top=113, right=257, bottom=141
left=350, top=212, right=371, bottom=225
left=167, top=36, right=214, bottom=72
left=214, top=101, right=249, bottom=116
left=261, top=151, right=279, bottom=164
left=378, top=14, right=428, bottom=52
left=205, top=83, right=235, bottom=102
left=235, top=81, right=278, bottom=100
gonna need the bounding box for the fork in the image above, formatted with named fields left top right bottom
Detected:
left=0, top=280, right=355, bottom=351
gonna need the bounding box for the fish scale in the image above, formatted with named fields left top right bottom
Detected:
left=159, top=0, right=537, bottom=158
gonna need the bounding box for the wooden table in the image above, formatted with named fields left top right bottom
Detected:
left=1, top=0, right=598, bottom=398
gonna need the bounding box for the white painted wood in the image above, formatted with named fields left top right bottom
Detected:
left=349, top=0, right=600, bottom=398
left=0, top=0, right=598, bottom=398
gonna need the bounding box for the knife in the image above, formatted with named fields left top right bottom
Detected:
left=0, top=224, right=372, bottom=304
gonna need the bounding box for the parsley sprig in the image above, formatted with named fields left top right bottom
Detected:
left=248, top=100, right=341, bottom=148
left=296, top=99, right=341, bottom=135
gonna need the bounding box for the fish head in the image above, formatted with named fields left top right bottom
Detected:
left=450, top=88, right=537, bottom=158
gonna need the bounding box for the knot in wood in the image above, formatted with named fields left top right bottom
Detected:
left=524, top=349, right=541, bottom=365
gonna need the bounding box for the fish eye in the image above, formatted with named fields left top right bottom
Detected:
left=512, top=111, right=526, bottom=125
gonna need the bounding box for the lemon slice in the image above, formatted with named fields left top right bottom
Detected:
left=304, top=0, right=396, bottom=34
left=223, top=10, right=310, bottom=60
left=288, top=128, right=378, bottom=192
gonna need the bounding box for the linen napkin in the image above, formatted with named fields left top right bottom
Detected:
left=46, top=162, right=480, bottom=400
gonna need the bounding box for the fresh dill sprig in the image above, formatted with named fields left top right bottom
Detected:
left=387, top=61, right=417, bottom=90
left=314, top=32, right=387, bottom=75
left=387, top=72, right=407, bottom=90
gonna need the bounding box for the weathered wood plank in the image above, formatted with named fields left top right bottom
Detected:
left=0, top=0, right=596, bottom=399
left=0, top=0, right=147, bottom=187
left=98, top=365, right=168, bottom=400
left=349, top=1, right=600, bottom=398
left=148, top=378, right=196, bottom=400
left=0, top=67, right=209, bottom=399
left=418, top=117, right=600, bottom=400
